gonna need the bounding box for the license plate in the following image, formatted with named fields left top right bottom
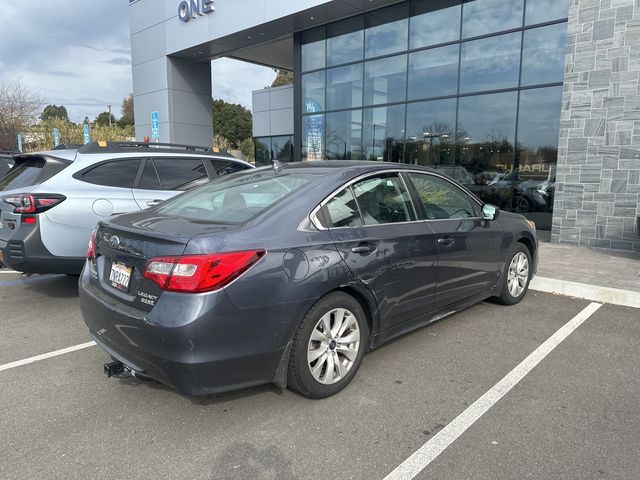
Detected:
left=108, top=262, right=132, bottom=291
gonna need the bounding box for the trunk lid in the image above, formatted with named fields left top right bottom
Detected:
left=91, top=210, right=241, bottom=312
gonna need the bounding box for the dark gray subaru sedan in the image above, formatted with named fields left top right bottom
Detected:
left=79, top=161, right=537, bottom=399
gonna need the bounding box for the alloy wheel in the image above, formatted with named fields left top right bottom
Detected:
left=307, top=308, right=361, bottom=385
left=507, top=252, right=529, bottom=298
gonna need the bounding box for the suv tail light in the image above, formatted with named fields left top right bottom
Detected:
left=2, top=194, right=66, bottom=214
left=87, top=229, right=97, bottom=259
left=143, top=250, right=266, bottom=293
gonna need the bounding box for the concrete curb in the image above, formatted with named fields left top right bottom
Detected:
left=530, top=276, right=640, bottom=309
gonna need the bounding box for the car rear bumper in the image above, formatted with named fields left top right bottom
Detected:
left=78, top=264, right=288, bottom=396
left=0, top=221, right=84, bottom=274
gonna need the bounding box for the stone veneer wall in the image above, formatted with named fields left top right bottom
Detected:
left=552, top=0, right=640, bottom=252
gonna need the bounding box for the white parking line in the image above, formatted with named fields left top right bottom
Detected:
left=0, top=270, right=19, bottom=274
left=383, top=302, right=603, bottom=480
left=0, top=341, right=96, bottom=373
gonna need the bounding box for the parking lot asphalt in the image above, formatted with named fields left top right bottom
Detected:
left=0, top=271, right=638, bottom=480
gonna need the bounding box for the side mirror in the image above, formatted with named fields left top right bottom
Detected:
left=482, top=204, right=500, bottom=221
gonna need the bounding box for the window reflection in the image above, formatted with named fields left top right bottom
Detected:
left=254, top=138, right=271, bottom=166
left=408, top=44, right=459, bottom=100
left=363, top=105, right=406, bottom=162
left=460, top=32, right=521, bottom=94
left=462, top=0, right=524, bottom=38
left=272, top=136, right=294, bottom=162
left=525, top=0, right=570, bottom=25
left=302, top=114, right=325, bottom=161
left=521, top=23, right=568, bottom=86
left=457, top=91, right=518, bottom=210
left=410, top=1, right=461, bottom=49
left=365, top=4, right=409, bottom=58
left=364, top=54, right=407, bottom=106
left=326, top=110, right=363, bottom=160
left=326, top=64, right=363, bottom=110
left=405, top=98, right=456, bottom=167
left=327, top=17, right=364, bottom=66
left=301, top=27, right=325, bottom=72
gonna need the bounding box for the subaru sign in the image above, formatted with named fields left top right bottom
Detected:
left=53, top=128, right=60, bottom=147
left=151, top=111, right=160, bottom=140
left=178, top=0, right=214, bottom=22
left=83, top=123, right=90, bottom=145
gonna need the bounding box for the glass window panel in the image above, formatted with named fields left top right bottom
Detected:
left=327, top=16, right=364, bottom=66
left=301, top=27, right=326, bottom=72
left=514, top=86, right=562, bottom=224
left=408, top=44, right=459, bottom=100
left=326, top=110, right=363, bottom=160
left=365, top=4, right=409, bottom=58
left=405, top=98, right=456, bottom=168
left=525, top=0, right=570, bottom=25
left=138, top=160, right=161, bottom=190
left=352, top=174, right=415, bottom=224
left=363, top=104, right=406, bottom=162
left=460, top=32, right=521, bottom=94
left=521, top=23, right=568, bottom=86
left=410, top=1, right=461, bottom=49
left=154, top=158, right=208, bottom=191
left=323, top=188, right=363, bottom=228
left=456, top=91, right=518, bottom=210
left=364, top=54, right=407, bottom=106
left=254, top=138, right=271, bottom=166
left=81, top=159, right=140, bottom=188
left=462, top=0, right=524, bottom=38
left=272, top=136, right=294, bottom=162
left=408, top=172, right=479, bottom=220
left=302, top=71, right=325, bottom=113
left=326, top=64, right=363, bottom=111
left=302, top=114, right=325, bottom=160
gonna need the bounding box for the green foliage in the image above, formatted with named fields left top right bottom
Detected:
left=212, top=99, right=252, bottom=149
left=95, top=111, right=116, bottom=127
left=40, top=104, right=69, bottom=122
left=237, top=137, right=255, bottom=162
left=20, top=119, right=134, bottom=152
left=271, top=69, right=293, bottom=87
left=118, top=94, right=134, bottom=127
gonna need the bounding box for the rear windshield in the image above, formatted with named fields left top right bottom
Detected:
left=156, top=170, right=316, bottom=224
left=0, top=156, right=69, bottom=192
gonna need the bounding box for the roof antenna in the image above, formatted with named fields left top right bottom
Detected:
left=272, top=159, right=284, bottom=174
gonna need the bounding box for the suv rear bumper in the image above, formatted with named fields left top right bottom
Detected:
left=0, top=221, right=84, bottom=274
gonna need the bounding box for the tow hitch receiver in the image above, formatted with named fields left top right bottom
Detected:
left=104, top=361, right=125, bottom=377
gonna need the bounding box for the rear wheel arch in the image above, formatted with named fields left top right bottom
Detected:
left=331, top=286, right=376, bottom=342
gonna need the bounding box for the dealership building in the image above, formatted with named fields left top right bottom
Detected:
left=128, top=0, right=640, bottom=252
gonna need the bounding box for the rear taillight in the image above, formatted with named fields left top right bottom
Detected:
left=143, top=250, right=266, bottom=293
left=2, top=194, right=66, bottom=214
left=87, top=229, right=97, bottom=259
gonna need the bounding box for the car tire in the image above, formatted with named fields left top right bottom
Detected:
left=493, top=243, right=532, bottom=306
left=287, top=292, right=369, bottom=399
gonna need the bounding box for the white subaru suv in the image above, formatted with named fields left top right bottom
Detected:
left=0, top=142, right=253, bottom=274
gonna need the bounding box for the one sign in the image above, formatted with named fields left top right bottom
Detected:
left=83, top=123, right=90, bottom=144
left=53, top=128, right=60, bottom=147
left=151, top=111, right=160, bottom=140
left=178, top=0, right=214, bottom=22
left=17, top=133, right=23, bottom=153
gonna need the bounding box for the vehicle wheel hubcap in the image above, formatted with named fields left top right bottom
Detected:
left=507, top=252, right=529, bottom=298
left=307, top=308, right=360, bottom=385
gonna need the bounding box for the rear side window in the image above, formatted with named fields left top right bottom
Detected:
left=154, top=158, right=208, bottom=190
left=157, top=170, right=316, bottom=224
left=137, top=160, right=162, bottom=190
left=211, top=159, right=249, bottom=177
left=0, top=156, right=69, bottom=192
left=81, top=159, right=140, bottom=188
left=323, top=188, right=363, bottom=228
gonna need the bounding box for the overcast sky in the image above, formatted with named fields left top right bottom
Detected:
left=0, top=1, right=276, bottom=123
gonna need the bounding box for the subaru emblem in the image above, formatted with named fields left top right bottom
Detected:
left=108, top=235, right=120, bottom=248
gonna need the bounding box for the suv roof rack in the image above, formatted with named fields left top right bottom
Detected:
left=78, top=141, right=233, bottom=157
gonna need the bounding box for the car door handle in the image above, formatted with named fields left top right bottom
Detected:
left=437, top=236, right=455, bottom=247
left=351, top=244, right=375, bottom=254
left=146, top=199, right=162, bottom=207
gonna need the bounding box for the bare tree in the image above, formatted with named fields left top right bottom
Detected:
left=0, top=81, right=45, bottom=150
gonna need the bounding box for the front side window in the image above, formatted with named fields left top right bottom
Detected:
left=81, top=159, right=140, bottom=189
left=211, top=159, right=248, bottom=177
left=408, top=172, right=479, bottom=220
left=352, top=174, right=415, bottom=225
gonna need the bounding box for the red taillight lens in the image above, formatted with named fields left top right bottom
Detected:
left=143, top=250, right=266, bottom=293
left=22, top=216, right=36, bottom=225
left=2, top=194, right=66, bottom=214
left=87, top=229, right=97, bottom=259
